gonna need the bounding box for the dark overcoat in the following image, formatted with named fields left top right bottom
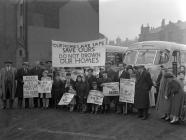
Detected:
left=0, top=67, right=17, bottom=100
left=75, top=81, right=89, bottom=98
left=15, top=68, right=30, bottom=98
left=115, top=70, right=130, bottom=82
left=134, top=70, right=153, bottom=109
left=51, top=79, right=65, bottom=103
left=106, top=69, right=116, bottom=81
left=85, top=75, right=97, bottom=89
left=30, top=66, right=43, bottom=80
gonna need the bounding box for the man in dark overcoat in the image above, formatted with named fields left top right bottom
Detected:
left=115, top=63, right=130, bottom=114
left=0, top=61, right=16, bottom=109
left=134, top=65, right=153, bottom=120
left=15, top=62, right=30, bottom=108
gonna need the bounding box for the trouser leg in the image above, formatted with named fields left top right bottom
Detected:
left=25, top=98, right=29, bottom=108
left=143, top=108, right=149, bottom=119
left=9, top=99, right=14, bottom=109
left=18, top=98, right=23, bottom=108
left=138, top=109, right=143, bottom=117
left=3, top=100, right=7, bottom=109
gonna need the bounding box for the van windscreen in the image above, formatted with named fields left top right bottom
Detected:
left=124, top=50, right=137, bottom=65
left=136, top=50, right=156, bottom=65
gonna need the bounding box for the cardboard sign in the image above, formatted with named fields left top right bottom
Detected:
left=58, top=93, right=75, bottom=105
left=103, top=82, right=119, bottom=96
left=87, top=90, right=104, bottom=105
left=23, top=76, right=39, bottom=98
left=52, top=39, right=106, bottom=67
left=119, top=79, right=135, bottom=103
left=38, top=80, right=53, bottom=93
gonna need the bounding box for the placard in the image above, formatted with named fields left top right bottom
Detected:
left=119, top=79, right=135, bottom=103
left=52, top=39, right=106, bottom=67
left=38, top=80, right=53, bottom=93
left=87, top=90, right=104, bottom=105
left=103, top=82, right=119, bottom=96
left=23, top=76, right=39, bottom=98
left=58, top=93, right=75, bottom=105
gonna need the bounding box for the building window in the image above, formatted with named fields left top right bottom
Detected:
left=20, top=3, right=23, bottom=16
left=19, top=50, right=23, bottom=57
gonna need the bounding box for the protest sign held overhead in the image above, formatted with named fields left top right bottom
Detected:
left=38, top=80, right=53, bottom=94
left=52, top=39, right=106, bottom=67
left=103, top=82, right=119, bottom=96
left=119, top=79, right=135, bottom=103
left=87, top=90, right=104, bottom=105
left=23, top=76, right=39, bottom=98
left=58, top=93, right=75, bottom=105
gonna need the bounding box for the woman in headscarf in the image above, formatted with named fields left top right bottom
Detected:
left=166, top=71, right=185, bottom=124
left=156, top=68, right=174, bottom=121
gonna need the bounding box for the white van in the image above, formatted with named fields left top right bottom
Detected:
left=123, top=41, right=186, bottom=81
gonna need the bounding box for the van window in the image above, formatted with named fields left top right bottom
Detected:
left=124, top=50, right=137, bottom=65
left=181, top=51, right=186, bottom=64
left=136, top=50, right=156, bottom=65
left=159, top=51, right=169, bottom=64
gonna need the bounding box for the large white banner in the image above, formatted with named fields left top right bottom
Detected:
left=119, top=79, right=135, bottom=103
left=38, top=80, right=53, bottom=94
left=52, top=39, right=106, bottom=67
left=58, top=93, right=75, bottom=105
left=103, top=82, right=119, bottom=96
left=87, top=90, right=104, bottom=105
left=23, top=76, right=39, bottom=98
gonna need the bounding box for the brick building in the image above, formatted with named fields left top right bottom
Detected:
left=0, top=0, right=100, bottom=68
left=139, top=19, right=186, bottom=45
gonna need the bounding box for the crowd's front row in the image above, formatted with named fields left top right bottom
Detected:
left=0, top=61, right=185, bottom=125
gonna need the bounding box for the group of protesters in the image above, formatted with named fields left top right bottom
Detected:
left=0, top=60, right=185, bottom=124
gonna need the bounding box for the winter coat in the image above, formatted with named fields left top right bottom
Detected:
left=134, top=70, right=153, bottom=109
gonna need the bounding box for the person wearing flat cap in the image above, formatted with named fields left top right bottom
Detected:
left=45, top=60, right=54, bottom=78
left=0, top=61, right=16, bottom=109
left=134, top=65, right=153, bottom=120
left=15, top=62, right=31, bottom=108
left=30, top=61, right=44, bottom=108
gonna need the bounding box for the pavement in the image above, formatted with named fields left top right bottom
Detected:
left=0, top=108, right=186, bottom=140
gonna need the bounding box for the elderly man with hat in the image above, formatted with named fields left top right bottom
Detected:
left=0, top=60, right=17, bottom=109
left=134, top=65, right=153, bottom=120
left=15, top=62, right=30, bottom=108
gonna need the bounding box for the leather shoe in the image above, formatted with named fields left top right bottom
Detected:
left=142, top=116, right=148, bottom=120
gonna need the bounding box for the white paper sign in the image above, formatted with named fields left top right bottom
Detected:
left=58, top=93, right=75, bottom=105
left=87, top=90, right=104, bottom=105
left=119, top=79, right=135, bottom=103
left=103, top=82, right=119, bottom=96
left=38, top=80, right=53, bottom=93
left=52, top=39, right=106, bottom=67
left=23, top=76, right=39, bottom=98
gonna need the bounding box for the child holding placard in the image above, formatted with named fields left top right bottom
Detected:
left=68, top=85, right=77, bottom=112
left=40, top=70, right=52, bottom=109
left=90, top=82, right=100, bottom=114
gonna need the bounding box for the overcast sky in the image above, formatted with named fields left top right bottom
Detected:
left=100, top=0, right=186, bottom=40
